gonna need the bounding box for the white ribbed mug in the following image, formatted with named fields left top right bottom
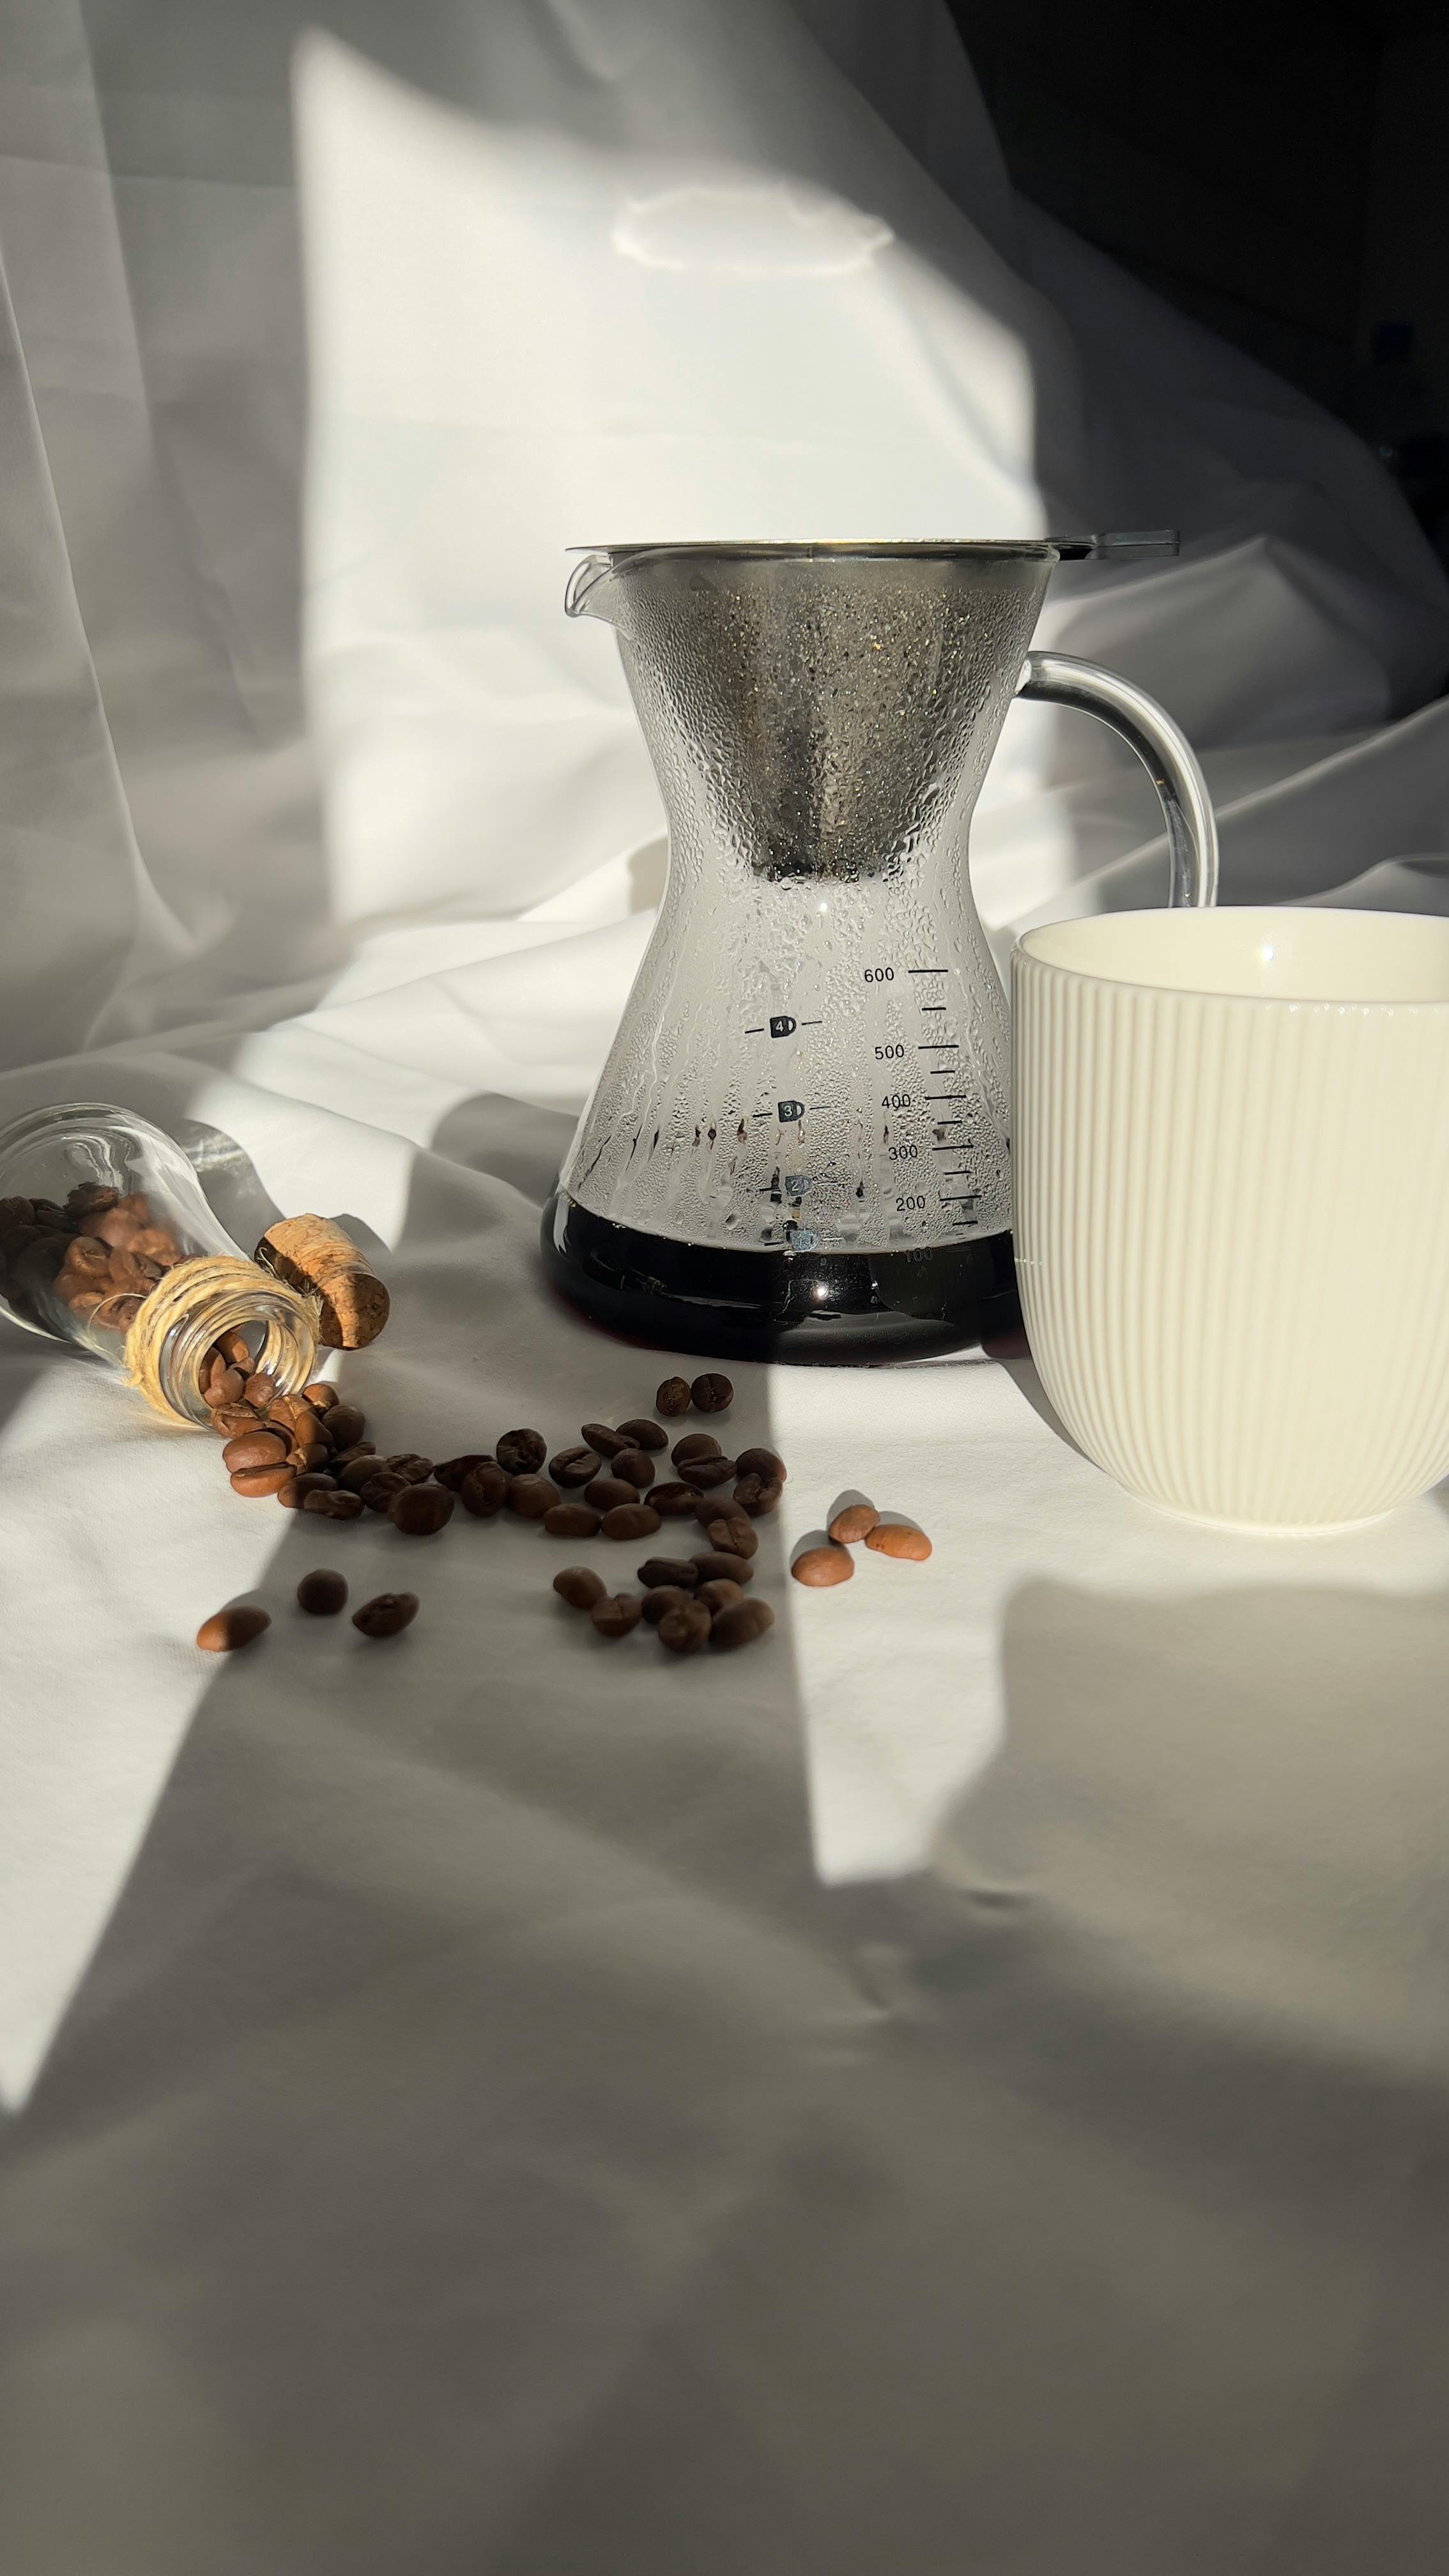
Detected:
left=1012, top=908, right=1449, bottom=1533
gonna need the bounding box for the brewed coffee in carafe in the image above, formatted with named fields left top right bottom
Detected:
left=544, top=539, right=1217, bottom=1361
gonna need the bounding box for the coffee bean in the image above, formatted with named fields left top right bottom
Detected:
left=691, top=1550, right=754, bottom=1586
left=267, top=1397, right=303, bottom=1429
left=323, top=1403, right=366, bottom=1451
left=611, top=1446, right=656, bottom=1491
left=695, top=1578, right=744, bottom=1618
left=278, top=1473, right=339, bottom=1510
left=205, top=1367, right=245, bottom=1410
left=506, top=1476, right=558, bottom=1520
left=196, top=1604, right=270, bottom=1653
left=303, top=1487, right=364, bottom=1521
left=222, top=1428, right=289, bottom=1473
left=297, top=1569, right=348, bottom=1616
left=497, top=1429, right=547, bottom=1476
left=230, top=1462, right=293, bottom=1498
left=435, top=1453, right=493, bottom=1491
left=360, top=1471, right=408, bottom=1513
left=590, top=1592, right=643, bottom=1637
left=217, top=1328, right=254, bottom=1368
left=65, top=1183, right=119, bottom=1221
left=303, top=1382, right=340, bottom=1413
left=617, top=1418, right=668, bottom=1452
left=658, top=1600, right=711, bottom=1654
left=679, top=1454, right=737, bottom=1491
left=829, top=1503, right=880, bottom=1545
left=338, top=1453, right=385, bottom=1491
left=636, top=1556, right=699, bottom=1590
left=581, top=1422, right=629, bottom=1458
left=864, top=1523, right=932, bottom=1561
left=736, top=1445, right=786, bottom=1485
left=640, top=1586, right=690, bottom=1627
left=549, top=1446, right=601, bottom=1488
left=733, top=1473, right=784, bottom=1517
left=460, top=1461, right=509, bottom=1517
left=700, top=1511, right=757, bottom=1559
left=554, top=1565, right=606, bottom=1611
left=792, top=1545, right=853, bottom=1587
left=385, top=1453, right=434, bottom=1485
left=601, top=1502, right=661, bottom=1541
left=655, top=1377, right=691, bottom=1417
left=650, top=1482, right=697, bottom=1518
left=242, top=1372, right=277, bottom=1408
left=671, top=1432, right=721, bottom=1467
left=352, top=1591, right=418, bottom=1639
left=544, top=1503, right=601, bottom=1538
left=288, top=1441, right=332, bottom=1475
left=390, top=1484, right=454, bottom=1535
left=711, top=1599, right=774, bottom=1651
left=691, top=1372, right=733, bottom=1413
left=585, top=1475, right=636, bottom=1512
left=331, top=1441, right=377, bottom=1469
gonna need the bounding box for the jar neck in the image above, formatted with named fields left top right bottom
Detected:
left=127, top=1259, right=319, bottom=1425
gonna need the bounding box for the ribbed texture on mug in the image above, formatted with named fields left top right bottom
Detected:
left=1013, top=954, right=1449, bottom=1529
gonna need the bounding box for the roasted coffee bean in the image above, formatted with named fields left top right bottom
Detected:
left=601, top=1502, right=661, bottom=1542
left=222, top=1427, right=289, bottom=1473
left=102, top=1291, right=145, bottom=1333
left=297, top=1568, right=348, bottom=1616
left=323, top=1402, right=366, bottom=1452
left=278, top=1473, right=339, bottom=1510
left=650, top=1481, right=697, bottom=1518
left=549, top=1446, right=601, bottom=1488
left=496, top=1428, right=547, bottom=1476
left=216, top=1328, right=254, bottom=1368
left=434, top=1453, right=493, bottom=1491
left=733, top=1473, right=784, bottom=1517
left=829, top=1502, right=880, bottom=1545
left=584, top=1474, right=637, bottom=1513
left=338, top=1453, right=385, bottom=1491
left=60, top=1236, right=110, bottom=1282
left=267, top=1396, right=303, bottom=1429
left=711, top=1599, right=775, bottom=1651
left=695, top=1578, right=744, bottom=1618
left=792, top=1544, right=854, bottom=1587
left=864, top=1522, right=932, bottom=1561
left=385, top=1453, right=434, bottom=1485
left=640, top=1585, right=689, bottom=1627
left=390, top=1484, right=455, bottom=1537
left=288, top=1440, right=332, bottom=1476
left=303, top=1381, right=340, bottom=1413
left=129, top=1227, right=179, bottom=1265
left=505, top=1475, right=558, bottom=1520
left=196, top=1604, right=270, bottom=1653
left=611, top=1446, right=656, bottom=1491
left=352, top=1591, right=418, bottom=1639
left=94, top=1206, right=141, bottom=1250
left=700, top=1511, right=758, bottom=1559
left=658, top=1600, right=711, bottom=1655
left=360, top=1471, right=408, bottom=1514
left=554, top=1565, right=606, bottom=1611
left=581, top=1422, right=629, bottom=1458
left=736, top=1445, right=786, bottom=1485
left=205, top=1367, right=245, bottom=1410
left=617, top=1417, right=668, bottom=1452
left=230, top=1462, right=293, bottom=1499
left=242, top=1372, right=277, bottom=1409
left=691, top=1372, right=733, bottom=1413
left=691, top=1549, right=755, bottom=1586
left=65, top=1183, right=119, bottom=1221
left=590, top=1592, right=643, bottom=1638
left=671, top=1432, right=721, bottom=1468
left=210, top=1403, right=261, bottom=1438
left=330, top=1441, right=376, bottom=1469
left=679, top=1453, right=737, bottom=1491
left=636, top=1556, right=699, bottom=1590
left=460, top=1461, right=509, bottom=1517
left=655, top=1376, right=692, bottom=1417
left=303, top=1486, right=365, bottom=1521
left=544, top=1502, right=601, bottom=1538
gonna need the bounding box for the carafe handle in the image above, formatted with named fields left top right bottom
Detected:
left=1015, top=651, right=1218, bottom=908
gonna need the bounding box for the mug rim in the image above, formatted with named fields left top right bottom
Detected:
left=1014, top=905, right=1449, bottom=1009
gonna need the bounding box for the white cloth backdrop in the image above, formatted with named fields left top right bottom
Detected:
left=4, top=2, right=1449, bottom=2567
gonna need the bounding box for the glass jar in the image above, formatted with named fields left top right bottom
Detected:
left=0, top=1102, right=318, bottom=1425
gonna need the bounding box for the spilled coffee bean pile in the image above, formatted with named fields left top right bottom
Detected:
left=0, top=1184, right=184, bottom=1337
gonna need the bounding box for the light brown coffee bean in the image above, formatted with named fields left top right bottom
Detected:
left=864, top=1523, right=932, bottom=1561
left=322, top=1402, right=366, bottom=1451
left=360, top=1471, right=408, bottom=1514
left=288, top=1441, right=332, bottom=1475
left=611, top=1446, right=656, bottom=1491
left=222, top=1428, right=289, bottom=1473
left=733, top=1473, right=784, bottom=1517
left=671, top=1432, right=721, bottom=1467
left=205, top=1367, right=245, bottom=1410
left=549, top=1446, right=600, bottom=1488
left=554, top=1565, right=607, bottom=1611
left=544, top=1502, right=602, bottom=1538
left=617, top=1417, right=668, bottom=1452
left=216, top=1328, right=254, bottom=1368
left=700, top=1512, right=758, bottom=1559
left=590, top=1592, right=643, bottom=1637
left=792, top=1544, right=853, bottom=1587
left=736, top=1445, right=786, bottom=1485
left=460, top=1461, right=509, bottom=1517
left=435, top=1453, right=493, bottom=1491
left=651, top=1482, right=697, bottom=1518
left=711, top=1599, right=774, bottom=1651
left=640, top=1585, right=689, bottom=1627
left=352, top=1591, right=418, bottom=1639
left=230, top=1462, right=292, bottom=1498
left=506, top=1476, right=559, bottom=1520
left=210, top=1402, right=261, bottom=1438
left=338, top=1453, right=385, bottom=1491
left=601, top=1502, right=661, bottom=1542
left=93, top=1207, right=141, bottom=1250
left=585, top=1474, right=637, bottom=1512
left=581, top=1422, right=628, bottom=1458
left=655, top=1377, right=692, bottom=1417
left=679, top=1454, right=737, bottom=1491
left=829, top=1503, right=880, bottom=1545
left=636, top=1556, right=699, bottom=1590
left=696, top=1578, right=744, bottom=1618
left=278, top=1473, right=339, bottom=1510
left=658, top=1600, right=711, bottom=1654
left=497, top=1428, right=547, bottom=1476
left=385, top=1453, right=434, bottom=1485
left=196, top=1604, right=270, bottom=1653
left=267, top=1396, right=304, bottom=1429
left=691, top=1372, right=733, bottom=1413
left=691, top=1550, right=754, bottom=1586
left=390, top=1485, right=455, bottom=1536
left=297, top=1569, right=348, bottom=1616
left=303, top=1381, right=340, bottom=1413
left=242, top=1372, right=277, bottom=1409
left=302, top=1486, right=364, bottom=1520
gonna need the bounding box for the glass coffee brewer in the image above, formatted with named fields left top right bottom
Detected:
left=544, top=537, right=1218, bottom=1361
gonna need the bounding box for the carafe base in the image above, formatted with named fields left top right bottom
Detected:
left=542, top=1190, right=1021, bottom=1364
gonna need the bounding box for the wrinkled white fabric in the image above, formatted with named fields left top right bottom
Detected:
left=4, top=1, right=1449, bottom=2568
